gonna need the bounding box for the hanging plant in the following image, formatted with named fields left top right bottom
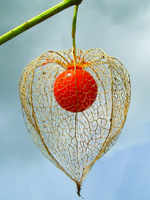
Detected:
left=19, top=48, right=131, bottom=197
left=0, top=0, right=131, bottom=197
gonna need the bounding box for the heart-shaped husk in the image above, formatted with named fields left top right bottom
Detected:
left=19, top=48, right=131, bottom=196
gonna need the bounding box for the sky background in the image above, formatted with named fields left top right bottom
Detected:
left=0, top=0, right=150, bottom=199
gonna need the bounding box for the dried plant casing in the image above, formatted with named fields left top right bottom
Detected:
left=19, top=48, right=131, bottom=195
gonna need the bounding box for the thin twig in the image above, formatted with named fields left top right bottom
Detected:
left=0, top=0, right=82, bottom=45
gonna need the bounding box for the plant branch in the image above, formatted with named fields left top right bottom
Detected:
left=0, top=0, right=82, bottom=45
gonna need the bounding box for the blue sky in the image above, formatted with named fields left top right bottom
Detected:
left=0, top=0, right=150, bottom=199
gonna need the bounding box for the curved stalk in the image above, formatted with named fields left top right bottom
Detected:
left=0, top=0, right=82, bottom=45
left=72, top=5, right=78, bottom=61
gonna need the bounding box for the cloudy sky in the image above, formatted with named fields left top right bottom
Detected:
left=0, top=0, right=150, bottom=199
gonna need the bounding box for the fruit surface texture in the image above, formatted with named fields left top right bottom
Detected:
left=54, top=65, right=98, bottom=112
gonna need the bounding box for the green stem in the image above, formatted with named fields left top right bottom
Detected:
left=72, top=5, right=79, bottom=61
left=0, top=0, right=82, bottom=45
